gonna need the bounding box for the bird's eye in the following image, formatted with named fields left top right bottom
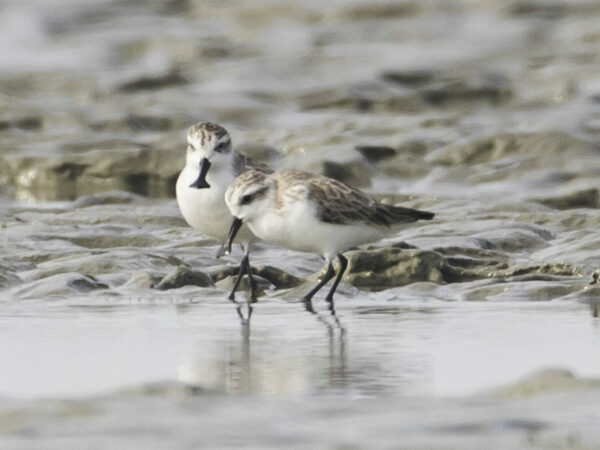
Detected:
left=240, top=194, right=253, bottom=205
left=187, top=144, right=194, bottom=152
left=214, top=142, right=227, bottom=153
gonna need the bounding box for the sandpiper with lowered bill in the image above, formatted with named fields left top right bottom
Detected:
left=218, top=169, right=435, bottom=311
left=176, top=121, right=264, bottom=302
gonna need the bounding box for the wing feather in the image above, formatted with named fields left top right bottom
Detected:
left=298, top=172, right=433, bottom=226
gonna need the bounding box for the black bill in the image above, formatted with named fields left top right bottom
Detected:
left=189, top=157, right=211, bottom=189
left=216, top=216, right=243, bottom=258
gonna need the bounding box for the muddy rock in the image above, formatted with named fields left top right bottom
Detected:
left=487, top=263, right=583, bottom=280
left=466, top=275, right=587, bottom=301
left=297, top=84, right=421, bottom=113
left=508, top=1, right=568, bottom=19
left=341, top=2, right=420, bottom=20
left=89, top=116, right=178, bottom=134
left=5, top=146, right=182, bottom=201
left=379, top=68, right=513, bottom=108
left=67, top=275, right=109, bottom=293
left=341, top=243, right=582, bottom=291
left=0, top=263, right=20, bottom=289
left=72, top=191, right=146, bottom=208
left=208, top=264, right=302, bottom=291
left=126, top=114, right=173, bottom=132
left=252, top=265, right=303, bottom=289
left=0, top=116, right=43, bottom=131
left=354, top=145, right=397, bottom=163
left=6, top=273, right=108, bottom=300
left=121, top=270, right=163, bottom=290
left=376, top=140, right=432, bottom=179
left=422, top=76, right=512, bottom=107
left=207, top=265, right=241, bottom=283
left=18, top=250, right=180, bottom=289
left=470, top=226, right=554, bottom=253
left=342, top=246, right=447, bottom=291
left=116, top=70, right=187, bottom=93
left=534, top=188, right=599, bottom=210
left=427, top=131, right=592, bottom=167
left=65, top=233, right=166, bottom=249
left=214, top=274, right=268, bottom=299
left=396, top=140, right=429, bottom=157
left=491, top=368, right=600, bottom=399
left=155, top=266, right=214, bottom=290
left=380, top=70, right=434, bottom=87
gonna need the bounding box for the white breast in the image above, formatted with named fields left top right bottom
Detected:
left=176, top=164, right=253, bottom=242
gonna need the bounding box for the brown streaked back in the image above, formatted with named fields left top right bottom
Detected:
left=276, top=169, right=434, bottom=226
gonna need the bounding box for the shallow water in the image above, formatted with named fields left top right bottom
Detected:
left=1, top=0, right=600, bottom=448
left=2, top=296, right=600, bottom=448
left=1, top=299, right=599, bottom=400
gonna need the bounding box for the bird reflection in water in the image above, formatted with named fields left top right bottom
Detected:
left=586, top=269, right=599, bottom=318
left=221, top=299, right=348, bottom=395
left=234, top=301, right=253, bottom=325
left=590, top=301, right=599, bottom=318
left=303, top=295, right=345, bottom=334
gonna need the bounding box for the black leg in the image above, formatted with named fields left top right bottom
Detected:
left=244, top=253, right=258, bottom=303
left=228, top=253, right=249, bottom=302
left=302, top=262, right=347, bottom=332
left=302, top=262, right=335, bottom=304
left=324, top=254, right=348, bottom=305
left=303, top=297, right=315, bottom=314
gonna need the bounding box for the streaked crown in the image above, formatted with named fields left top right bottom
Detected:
left=187, top=121, right=232, bottom=156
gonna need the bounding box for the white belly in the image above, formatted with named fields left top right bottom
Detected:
left=247, top=200, right=386, bottom=260
left=176, top=166, right=253, bottom=242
